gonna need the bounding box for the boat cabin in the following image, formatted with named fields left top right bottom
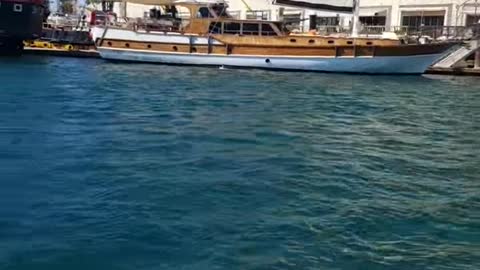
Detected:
left=135, top=1, right=285, bottom=36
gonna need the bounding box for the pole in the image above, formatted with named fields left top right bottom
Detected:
left=475, top=48, right=480, bottom=69
left=475, top=0, right=478, bottom=27
left=351, top=0, right=361, bottom=37
left=309, top=14, right=317, bottom=31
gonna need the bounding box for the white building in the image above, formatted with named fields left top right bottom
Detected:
left=226, top=0, right=480, bottom=29
left=113, top=0, right=480, bottom=30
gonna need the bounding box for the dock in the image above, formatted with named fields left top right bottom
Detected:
left=426, top=66, right=480, bottom=76
left=23, top=47, right=100, bottom=58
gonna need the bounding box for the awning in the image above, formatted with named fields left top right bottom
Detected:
left=121, top=0, right=225, bottom=6
left=273, top=0, right=353, bottom=13
left=401, top=10, right=446, bottom=17
left=359, top=8, right=387, bottom=17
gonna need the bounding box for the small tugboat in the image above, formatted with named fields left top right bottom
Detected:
left=0, top=0, right=47, bottom=54
left=91, top=0, right=454, bottom=74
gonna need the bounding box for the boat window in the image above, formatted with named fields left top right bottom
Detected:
left=209, top=22, right=222, bottom=34
left=211, top=4, right=230, bottom=18
left=242, top=23, right=260, bottom=35
left=164, top=5, right=178, bottom=19
left=274, top=22, right=288, bottom=33
left=224, top=22, right=241, bottom=34
left=198, top=7, right=213, bottom=18
left=261, top=23, right=277, bottom=36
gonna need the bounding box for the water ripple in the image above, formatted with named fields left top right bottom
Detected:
left=0, top=56, right=479, bottom=270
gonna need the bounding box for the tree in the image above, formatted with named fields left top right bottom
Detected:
left=60, top=0, right=74, bottom=14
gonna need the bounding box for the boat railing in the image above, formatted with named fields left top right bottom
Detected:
left=312, top=24, right=480, bottom=41
left=392, top=25, right=480, bottom=41
left=314, top=25, right=386, bottom=36
left=117, top=16, right=186, bottom=34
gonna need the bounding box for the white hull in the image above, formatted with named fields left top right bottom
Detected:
left=97, top=47, right=441, bottom=74
left=92, top=27, right=443, bottom=74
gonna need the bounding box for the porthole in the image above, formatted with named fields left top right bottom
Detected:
left=328, top=40, right=334, bottom=44
left=173, top=46, right=178, bottom=51
left=147, top=44, right=152, bottom=49
left=366, top=42, right=373, bottom=46
left=290, top=39, right=297, bottom=43
left=191, top=47, right=197, bottom=53
left=265, top=58, right=271, bottom=63
left=125, top=43, right=130, bottom=48
left=13, top=4, right=23, bottom=12
left=107, top=41, right=112, bottom=46
left=347, top=41, right=353, bottom=45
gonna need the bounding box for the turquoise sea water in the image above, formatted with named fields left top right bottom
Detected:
left=0, top=56, right=479, bottom=270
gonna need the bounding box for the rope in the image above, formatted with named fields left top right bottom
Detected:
left=240, top=0, right=253, bottom=12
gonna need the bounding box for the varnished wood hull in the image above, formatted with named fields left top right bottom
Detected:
left=92, top=27, right=452, bottom=74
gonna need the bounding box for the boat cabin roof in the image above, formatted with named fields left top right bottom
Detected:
left=125, top=0, right=286, bottom=36
left=179, top=2, right=285, bottom=36
left=123, top=0, right=226, bottom=6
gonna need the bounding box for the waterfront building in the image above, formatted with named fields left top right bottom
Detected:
left=113, top=0, right=480, bottom=32
left=226, top=0, right=480, bottom=29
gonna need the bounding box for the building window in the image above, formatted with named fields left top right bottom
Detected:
left=360, top=16, right=386, bottom=26
left=317, top=17, right=339, bottom=26
left=402, top=16, right=444, bottom=28
left=246, top=10, right=270, bottom=21
left=228, top=11, right=241, bottom=19
left=283, top=13, right=302, bottom=31
left=466, top=15, right=480, bottom=26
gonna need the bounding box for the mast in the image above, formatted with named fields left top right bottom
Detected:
left=351, top=0, right=360, bottom=37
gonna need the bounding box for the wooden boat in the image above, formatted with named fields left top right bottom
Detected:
left=91, top=0, right=454, bottom=74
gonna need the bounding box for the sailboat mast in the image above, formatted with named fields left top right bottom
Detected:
left=351, top=0, right=360, bottom=37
